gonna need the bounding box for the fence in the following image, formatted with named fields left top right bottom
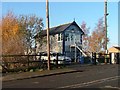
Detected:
left=92, top=53, right=112, bottom=65
left=1, top=53, right=65, bottom=73
left=92, top=52, right=120, bottom=65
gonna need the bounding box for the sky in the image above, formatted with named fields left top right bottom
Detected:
left=1, top=0, right=119, bottom=48
left=118, top=2, right=120, bottom=46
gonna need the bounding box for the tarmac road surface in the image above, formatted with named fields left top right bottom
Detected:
left=2, top=64, right=120, bottom=89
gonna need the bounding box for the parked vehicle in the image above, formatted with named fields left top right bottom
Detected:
left=37, top=52, right=72, bottom=64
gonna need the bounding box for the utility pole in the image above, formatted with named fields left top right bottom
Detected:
left=104, top=0, right=109, bottom=64
left=46, top=0, right=50, bottom=70
left=104, top=0, right=108, bottom=53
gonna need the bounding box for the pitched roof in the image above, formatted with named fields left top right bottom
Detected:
left=35, top=21, right=84, bottom=38
left=114, top=46, right=120, bottom=50
left=108, top=46, right=120, bottom=53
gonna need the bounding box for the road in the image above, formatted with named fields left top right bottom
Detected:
left=2, top=64, right=120, bottom=89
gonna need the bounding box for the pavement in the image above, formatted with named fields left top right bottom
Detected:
left=0, top=64, right=87, bottom=82
left=1, top=63, right=98, bottom=82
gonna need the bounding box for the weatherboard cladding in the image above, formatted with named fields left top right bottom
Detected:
left=35, top=21, right=84, bottom=37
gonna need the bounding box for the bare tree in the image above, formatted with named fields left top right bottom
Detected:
left=88, top=18, right=109, bottom=53
left=81, top=21, right=90, bottom=52
left=18, top=15, right=44, bottom=55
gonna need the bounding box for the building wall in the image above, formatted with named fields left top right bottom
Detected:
left=108, top=47, right=120, bottom=64
left=64, top=25, right=83, bottom=60
left=36, top=24, right=83, bottom=61
left=36, top=37, right=47, bottom=53
left=36, top=34, right=62, bottom=53
left=50, top=35, right=62, bottom=53
left=64, top=25, right=82, bottom=46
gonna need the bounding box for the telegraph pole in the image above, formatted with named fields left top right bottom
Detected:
left=104, top=0, right=109, bottom=64
left=46, top=0, right=50, bottom=70
left=104, top=0, right=108, bottom=53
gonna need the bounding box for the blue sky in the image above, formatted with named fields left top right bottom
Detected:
left=2, top=1, right=118, bottom=48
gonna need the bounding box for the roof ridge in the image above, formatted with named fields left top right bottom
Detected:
left=34, top=21, right=83, bottom=38
left=43, top=21, right=73, bottom=30
left=50, top=21, right=73, bottom=29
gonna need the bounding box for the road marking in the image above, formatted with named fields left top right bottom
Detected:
left=99, top=86, right=120, bottom=90
left=59, top=76, right=120, bottom=88
left=33, top=82, right=39, bottom=84
left=104, top=86, right=120, bottom=89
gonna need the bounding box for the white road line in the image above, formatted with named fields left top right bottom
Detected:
left=104, top=86, right=120, bottom=89
left=59, top=76, right=120, bottom=88
left=33, top=81, right=39, bottom=84
left=73, top=77, right=119, bottom=88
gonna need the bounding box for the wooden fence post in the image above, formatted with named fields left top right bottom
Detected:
left=56, top=53, right=58, bottom=68
left=39, top=54, right=41, bottom=61
left=94, top=53, right=97, bottom=65
left=27, top=55, right=29, bottom=71
left=104, top=53, right=107, bottom=64
left=92, top=52, right=94, bottom=65
left=116, top=53, right=119, bottom=64
left=109, top=53, right=112, bottom=64
left=92, top=52, right=96, bottom=65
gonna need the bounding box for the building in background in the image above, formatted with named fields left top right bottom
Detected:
left=34, top=21, right=85, bottom=61
left=108, top=46, right=120, bottom=64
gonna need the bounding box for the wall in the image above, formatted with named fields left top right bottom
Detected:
left=64, top=25, right=83, bottom=60
left=36, top=24, right=83, bottom=61
left=50, top=35, right=62, bottom=53
left=36, top=34, right=62, bottom=53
